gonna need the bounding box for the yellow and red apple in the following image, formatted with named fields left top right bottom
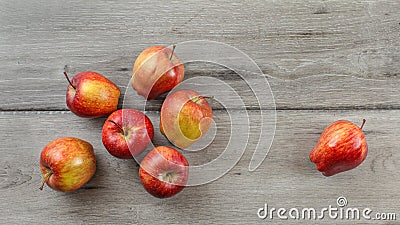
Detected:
left=39, top=137, right=96, bottom=192
left=160, top=89, right=213, bottom=149
left=64, top=71, right=120, bottom=118
left=132, top=46, right=184, bottom=100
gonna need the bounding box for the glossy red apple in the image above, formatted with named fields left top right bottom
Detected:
left=310, top=119, right=368, bottom=176
left=160, top=89, right=213, bottom=149
left=139, top=146, right=189, bottom=198
left=102, top=109, right=154, bottom=159
left=64, top=71, right=120, bottom=118
left=39, top=137, right=96, bottom=192
left=132, top=45, right=184, bottom=100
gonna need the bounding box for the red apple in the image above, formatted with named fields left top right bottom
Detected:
left=160, top=89, right=213, bottom=149
left=39, top=137, right=96, bottom=192
left=139, top=146, right=189, bottom=198
left=310, top=119, right=368, bottom=176
left=64, top=71, right=120, bottom=118
left=132, top=45, right=184, bottom=100
left=102, top=109, right=154, bottom=159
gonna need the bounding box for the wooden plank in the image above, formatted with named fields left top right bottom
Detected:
left=1, top=0, right=398, bottom=79
left=1, top=0, right=399, bottom=110
left=0, top=110, right=398, bottom=224
left=1, top=62, right=400, bottom=111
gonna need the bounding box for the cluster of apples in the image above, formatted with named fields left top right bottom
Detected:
left=39, top=44, right=370, bottom=198
left=39, top=45, right=213, bottom=198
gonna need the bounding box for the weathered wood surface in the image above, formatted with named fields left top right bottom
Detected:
left=2, top=62, right=400, bottom=111
left=1, top=0, right=399, bottom=111
left=1, top=0, right=399, bottom=224
left=0, top=110, right=399, bottom=224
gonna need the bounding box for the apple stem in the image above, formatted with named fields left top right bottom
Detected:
left=165, top=173, right=173, bottom=183
left=360, top=118, right=366, bottom=129
left=191, top=95, right=214, bottom=104
left=169, top=44, right=176, bottom=60
left=39, top=172, right=52, bottom=190
left=108, top=120, right=126, bottom=136
left=63, top=71, right=76, bottom=90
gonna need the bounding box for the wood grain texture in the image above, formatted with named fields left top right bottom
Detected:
left=0, top=0, right=399, bottom=110
left=1, top=0, right=399, bottom=224
left=0, top=110, right=398, bottom=224
left=1, top=62, right=400, bottom=111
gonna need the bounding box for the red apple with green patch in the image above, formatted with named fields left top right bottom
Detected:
left=132, top=45, right=184, bottom=100
left=64, top=71, right=120, bottom=118
left=310, top=119, right=368, bottom=176
left=139, top=146, right=189, bottom=198
left=102, top=109, right=154, bottom=159
left=39, top=137, right=96, bottom=192
left=160, top=89, right=213, bottom=149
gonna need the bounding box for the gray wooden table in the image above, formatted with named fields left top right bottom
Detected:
left=1, top=1, right=399, bottom=224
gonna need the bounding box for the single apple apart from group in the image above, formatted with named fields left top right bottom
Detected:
left=139, top=146, right=189, bottom=198
left=160, top=89, right=213, bottom=149
left=310, top=119, right=368, bottom=176
left=132, top=45, right=184, bottom=100
left=102, top=109, right=154, bottom=159
left=39, top=137, right=96, bottom=192
left=64, top=71, right=120, bottom=118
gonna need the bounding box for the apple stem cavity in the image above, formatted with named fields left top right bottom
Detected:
left=360, top=118, right=366, bottom=129
left=169, top=44, right=176, bottom=60
left=39, top=171, right=53, bottom=190
left=108, top=120, right=126, bottom=136
left=63, top=71, right=76, bottom=90
left=166, top=173, right=173, bottom=183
